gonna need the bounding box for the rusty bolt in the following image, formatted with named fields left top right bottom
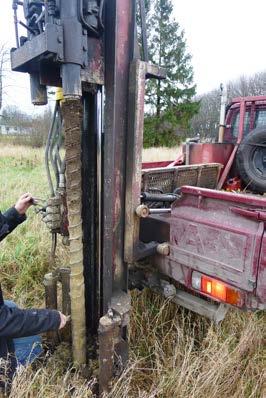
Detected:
left=162, top=283, right=176, bottom=298
left=135, top=204, right=150, bottom=218
left=43, top=272, right=57, bottom=287
left=157, top=243, right=170, bottom=256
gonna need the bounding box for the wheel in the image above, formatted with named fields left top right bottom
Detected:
left=236, top=127, right=266, bottom=193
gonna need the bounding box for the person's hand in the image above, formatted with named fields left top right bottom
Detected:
left=15, top=193, right=34, bottom=215
left=58, top=311, right=67, bottom=329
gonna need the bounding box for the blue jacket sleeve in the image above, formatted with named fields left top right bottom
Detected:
left=0, top=305, right=61, bottom=338
left=0, top=207, right=26, bottom=242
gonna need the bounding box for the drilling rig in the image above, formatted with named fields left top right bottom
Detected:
left=11, top=0, right=166, bottom=392
left=10, top=0, right=266, bottom=395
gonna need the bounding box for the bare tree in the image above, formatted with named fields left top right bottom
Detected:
left=190, top=70, right=266, bottom=140
left=29, top=108, right=53, bottom=147
left=227, top=71, right=266, bottom=98
left=1, top=104, right=52, bottom=147
left=190, top=88, right=220, bottom=139
left=1, top=105, right=31, bottom=128
left=0, top=44, right=10, bottom=111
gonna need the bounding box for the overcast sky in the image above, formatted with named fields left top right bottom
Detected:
left=1, top=0, right=266, bottom=113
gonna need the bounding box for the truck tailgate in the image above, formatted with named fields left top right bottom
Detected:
left=145, top=186, right=266, bottom=309
left=170, top=187, right=265, bottom=292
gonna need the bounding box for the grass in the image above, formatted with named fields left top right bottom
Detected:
left=142, top=146, right=181, bottom=162
left=9, top=345, right=95, bottom=398
left=0, top=145, right=51, bottom=306
left=109, top=291, right=265, bottom=398
left=0, top=144, right=265, bottom=397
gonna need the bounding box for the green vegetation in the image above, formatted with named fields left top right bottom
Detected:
left=0, top=145, right=264, bottom=397
left=0, top=146, right=52, bottom=306
left=143, top=0, right=199, bottom=147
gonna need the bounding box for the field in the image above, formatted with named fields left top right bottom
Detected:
left=0, top=144, right=265, bottom=398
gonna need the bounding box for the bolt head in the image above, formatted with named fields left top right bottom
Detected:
left=135, top=204, right=150, bottom=218
left=163, top=284, right=176, bottom=298
left=157, top=243, right=170, bottom=256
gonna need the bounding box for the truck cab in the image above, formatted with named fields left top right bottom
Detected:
left=224, top=96, right=266, bottom=143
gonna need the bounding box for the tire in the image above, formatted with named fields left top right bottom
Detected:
left=236, top=127, right=266, bottom=193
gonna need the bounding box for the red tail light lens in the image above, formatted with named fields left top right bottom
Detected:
left=192, top=272, right=242, bottom=306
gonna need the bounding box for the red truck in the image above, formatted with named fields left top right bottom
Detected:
left=140, top=96, right=266, bottom=319
left=143, top=95, right=266, bottom=193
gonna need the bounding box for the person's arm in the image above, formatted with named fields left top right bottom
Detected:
left=0, top=305, right=65, bottom=338
left=0, top=193, right=33, bottom=241
left=0, top=208, right=26, bottom=239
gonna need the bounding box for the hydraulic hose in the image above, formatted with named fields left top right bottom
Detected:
left=45, top=101, right=59, bottom=197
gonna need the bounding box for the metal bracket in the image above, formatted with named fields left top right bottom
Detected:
left=124, top=60, right=168, bottom=264
left=129, top=268, right=229, bottom=324
left=146, top=64, right=167, bottom=80
left=11, top=23, right=64, bottom=72
left=111, top=290, right=131, bottom=327
left=98, top=290, right=131, bottom=395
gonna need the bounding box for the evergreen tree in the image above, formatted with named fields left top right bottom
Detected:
left=136, top=0, right=152, bottom=60
left=143, top=0, right=199, bottom=147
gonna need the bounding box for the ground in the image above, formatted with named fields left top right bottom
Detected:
left=0, top=144, right=264, bottom=398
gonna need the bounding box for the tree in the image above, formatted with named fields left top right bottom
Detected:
left=227, top=71, right=266, bottom=98
left=30, top=107, right=53, bottom=147
left=190, top=70, right=266, bottom=140
left=147, top=0, right=196, bottom=117
left=143, top=0, right=199, bottom=147
left=1, top=105, right=52, bottom=147
left=1, top=105, right=31, bottom=130
left=190, top=88, right=221, bottom=140
left=0, top=45, right=9, bottom=111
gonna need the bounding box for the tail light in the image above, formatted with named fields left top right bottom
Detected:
left=192, top=272, right=242, bottom=306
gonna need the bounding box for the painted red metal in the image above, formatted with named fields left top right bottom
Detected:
left=142, top=96, right=266, bottom=187
left=188, top=143, right=234, bottom=168
left=142, top=154, right=184, bottom=169
left=224, top=97, right=266, bottom=142
left=167, top=154, right=184, bottom=167
left=142, top=160, right=173, bottom=169
left=181, top=186, right=266, bottom=207
left=150, top=186, right=266, bottom=310
left=256, top=235, right=266, bottom=303
left=237, top=99, right=246, bottom=143
left=217, top=145, right=238, bottom=190
left=231, top=95, right=266, bottom=104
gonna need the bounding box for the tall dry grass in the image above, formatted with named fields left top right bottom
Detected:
left=4, top=291, right=265, bottom=398
left=107, top=291, right=265, bottom=398
left=9, top=345, right=95, bottom=398
left=142, top=146, right=181, bottom=162
left=0, top=144, right=265, bottom=397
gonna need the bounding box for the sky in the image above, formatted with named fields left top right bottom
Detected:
left=0, top=0, right=266, bottom=113
left=175, top=0, right=266, bottom=93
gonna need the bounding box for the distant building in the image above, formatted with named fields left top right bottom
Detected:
left=0, top=119, right=28, bottom=135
